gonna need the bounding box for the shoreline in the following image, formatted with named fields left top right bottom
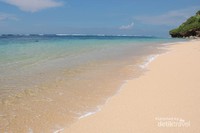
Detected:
left=76, top=52, right=161, bottom=120
left=76, top=40, right=187, bottom=121
left=64, top=39, right=200, bottom=133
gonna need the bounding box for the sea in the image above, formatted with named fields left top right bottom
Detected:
left=0, top=34, right=185, bottom=133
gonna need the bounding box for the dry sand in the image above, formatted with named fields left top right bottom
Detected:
left=65, top=40, right=200, bottom=133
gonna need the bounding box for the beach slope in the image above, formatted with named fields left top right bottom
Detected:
left=65, top=40, right=200, bottom=133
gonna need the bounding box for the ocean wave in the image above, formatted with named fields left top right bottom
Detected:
left=0, top=34, right=157, bottom=38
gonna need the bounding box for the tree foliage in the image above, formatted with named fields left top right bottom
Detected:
left=170, top=10, right=200, bottom=37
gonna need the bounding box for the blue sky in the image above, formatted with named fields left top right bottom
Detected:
left=0, top=0, right=200, bottom=36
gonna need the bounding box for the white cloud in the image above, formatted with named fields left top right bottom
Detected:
left=134, top=6, right=200, bottom=26
left=1, top=0, right=63, bottom=12
left=119, top=22, right=134, bottom=30
left=0, top=12, right=18, bottom=21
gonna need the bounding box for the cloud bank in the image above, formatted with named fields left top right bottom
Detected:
left=1, top=0, right=63, bottom=12
left=119, top=22, right=134, bottom=30
left=134, top=6, right=200, bottom=26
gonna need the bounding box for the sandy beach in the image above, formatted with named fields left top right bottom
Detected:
left=65, top=40, right=200, bottom=133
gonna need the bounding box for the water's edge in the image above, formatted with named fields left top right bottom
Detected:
left=64, top=40, right=187, bottom=132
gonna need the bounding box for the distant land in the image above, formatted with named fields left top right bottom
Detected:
left=170, top=10, right=200, bottom=38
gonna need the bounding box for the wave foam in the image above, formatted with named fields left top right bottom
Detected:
left=140, top=55, right=159, bottom=69
left=78, top=107, right=101, bottom=119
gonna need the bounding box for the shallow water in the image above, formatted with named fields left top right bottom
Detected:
left=0, top=35, right=184, bottom=132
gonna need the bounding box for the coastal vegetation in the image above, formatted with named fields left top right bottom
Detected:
left=170, top=10, right=200, bottom=38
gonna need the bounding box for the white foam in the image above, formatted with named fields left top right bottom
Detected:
left=78, top=107, right=101, bottom=119
left=56, top=34, right=69, bottom=36
left=53, top=128, right=64, bottom=133
left=140, top=55, right=159, bottom=69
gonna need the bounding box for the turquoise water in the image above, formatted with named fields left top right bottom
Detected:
left=0, top=35, right=184, bottom=132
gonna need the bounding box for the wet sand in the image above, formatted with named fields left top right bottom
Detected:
left=65, top=40, right=200, bottom=133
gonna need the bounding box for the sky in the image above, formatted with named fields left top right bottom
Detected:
left=0, top=0, right=200, bottom=36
